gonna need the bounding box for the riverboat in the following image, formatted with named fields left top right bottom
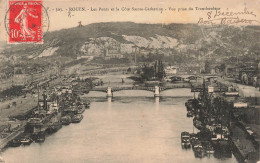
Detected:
left=8, top=138, right=21, bottom=147
left=193, top=119, right=203, bottom=130
left=46, top=122, right=62, bottom=133
left=192, top=139, right=202, bottom=149
left=202, top=141, right=215, bottom=154
left=210, top=125, right=230, bottom=147
left=77, top=106, right=85, bottom=114
left=72, top=114, right=83, bottom=123
left=63, top=106, right=78, bottom=115
left=25, top=110, right=58, bottom=134
left=61, top=116, right=72, bottom=125
left=181, top=132, right=191, bottom=148
left=85, top=102, right=90, bottom=109
left=185, top=102, right=193, bottom=111
left=194, top=145, right=204, bottom=158
left=20, top=137, right=33, bottom=145
left=187, top=111, right=193, bottom=117
left=34, top=133, right=45, bottom=143
left=190, top=133, right=199, bottom=144
left=25, top=93, right=60, bottom=134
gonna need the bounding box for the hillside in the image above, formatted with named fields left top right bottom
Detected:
left=1, top=22, right=259, bottom=66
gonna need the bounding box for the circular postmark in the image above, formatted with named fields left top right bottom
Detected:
left=4, top=1, right=49, bottom=43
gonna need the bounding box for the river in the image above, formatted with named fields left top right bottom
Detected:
left=1, top=87, right=238, bottom=163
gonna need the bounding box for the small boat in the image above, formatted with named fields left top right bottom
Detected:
left=77, top=107, right=85, bottom=114
left=20, top=137, right=33, bottom=145
left=185, top=103, right=193, bottom=111
left=85, top=102, right=90, bottom=109
left=193, top=119, right=203, bottom=130
left=187, top=111, right=193, bottom=117
left=190, top=133, right=198, bottom=143
left=61, top=116, right=72, bottom=125
left=35, top=133, right=45, bottom=143
left=194, top=145, right=204, bottom=158
left=181, top=132, right=191, bottom=148
left=205, top=145, right=215, bottom=154
left=8, top=138, right=21, bottom=147
left=72, top=114, right=83, bottom=123
left=47, top=122, right=62, bottom=133
left=192, top=139, right=202, bottom=149
left=202, top=141, right=215, bottom=154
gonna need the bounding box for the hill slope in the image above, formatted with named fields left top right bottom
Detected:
left=1, top=22, right=259, bottom=65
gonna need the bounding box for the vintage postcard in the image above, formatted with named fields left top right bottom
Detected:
left=0, top=0, right=259, bottom=162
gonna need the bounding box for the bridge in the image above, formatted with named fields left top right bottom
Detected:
left=91, top=83, right=191, bottom=97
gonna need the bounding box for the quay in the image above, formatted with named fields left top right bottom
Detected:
left=0, top=123, right=25, bottom=150
left=182, top=76, right=260, bottom=162
left=230, top=126, right=258, bottom=162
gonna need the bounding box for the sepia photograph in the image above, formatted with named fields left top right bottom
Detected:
left=0, top=0, right=259, bottom=162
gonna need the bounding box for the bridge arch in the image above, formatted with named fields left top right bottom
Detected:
left=112, top=89, right=154, bottom=97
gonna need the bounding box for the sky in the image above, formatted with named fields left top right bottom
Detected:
left=0, top=0, right=260, bottom=42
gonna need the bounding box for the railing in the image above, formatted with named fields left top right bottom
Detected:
left=91, top=83, right=191, bottom=92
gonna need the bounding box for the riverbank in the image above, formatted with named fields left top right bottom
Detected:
left=183, top=78, right=260, bottom=162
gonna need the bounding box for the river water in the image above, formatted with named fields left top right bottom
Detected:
left=2, top=88, right=237, bottom=163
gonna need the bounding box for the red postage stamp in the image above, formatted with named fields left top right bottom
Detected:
left=8, top=1, right=42, bottom=43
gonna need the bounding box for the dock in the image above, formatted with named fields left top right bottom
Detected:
left=0, top=124, right=25, bottom=150
left=230, top=126, right=258, bottom=162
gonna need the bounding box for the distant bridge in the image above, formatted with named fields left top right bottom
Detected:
left=90, top=83, right=191, bottom=97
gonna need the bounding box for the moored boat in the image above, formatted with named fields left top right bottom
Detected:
left=187, top=111, right=193, bottom=117
left=194, top=145, right=204, bottom=158
left=85, top=102, right=90, bottom=109
left=181, top=132, right=191, bottom=148
left=46, top=122, right=62, bottom=133
left=193, top=119, right=203, bottom=130
left=72, top=114, right=83, bottom=123
left=210, top=125, right=230, bottom=148
left=34, top=133, right=46, bottom=143
left=192, top=139, right=202, bottom=149
left=190, top=133, right=198, bottom=144
left=20, top=137, right=33, bottom=145
left=25, top=93, right=60, bottom=135
left=61, top=116, right=72, bottom=125
left=8, top=138, right=21, bottom=147
left=205, top=145, right=215, bottom=154
left=77, top=107, right=85, bottom=114
left=202, top=141, right=215, bottom=154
